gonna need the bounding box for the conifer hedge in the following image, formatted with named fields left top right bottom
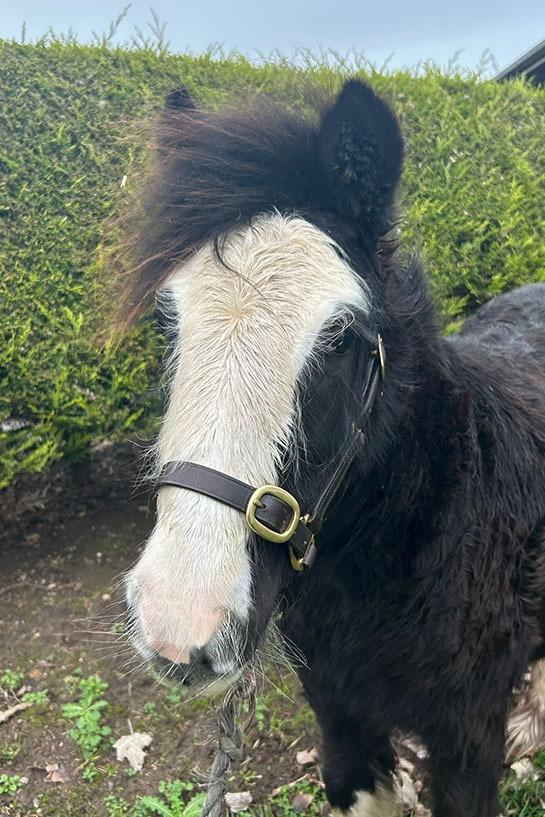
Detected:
left=1, top=39, right=544, bottom=487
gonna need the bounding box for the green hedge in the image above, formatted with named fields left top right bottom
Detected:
left=1, top=39, right=545, bottom=487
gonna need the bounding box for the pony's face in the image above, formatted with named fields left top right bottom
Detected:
left=124, top=80, right=403, bottom=691
left=125, top=214, right=369, bottom=688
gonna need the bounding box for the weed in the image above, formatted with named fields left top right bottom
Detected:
left=61, top=674, right=112, bottom=771
left=166, top=689, right=183, bottom=706
left=140, top=781, right=206, bottom=817
left=82, top=764, right=100, bottom=782
left=21, top=689, right=49, bottom=704
left=237, top=768, right=262, bottom=786
left=105, top=794, right=133, bottom=817
left=265, top=779, right=327, bottom=817
left=105, top=780, right=206, bottom=817
left=0, top=740, right=21, bottom=764
left=254, top=699, right=268, bottom=732
left=1, top=669, right=23, bottom=690
left=110, top=622, right=125, bottom=634
left=283, top=702, right=316, bottom=733
left=0, top=774, right=23, bottom=796
left=243, top=698, right=268, bottom=732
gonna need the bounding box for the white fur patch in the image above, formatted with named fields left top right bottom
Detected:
left=126, top=213, right=369, bottom=670
left=333, top=786, right=402, bottom=817
left=507, top=658, right=545, bottom=759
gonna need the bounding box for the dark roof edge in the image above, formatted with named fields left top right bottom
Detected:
left=496, top=37, right=545, bottom=80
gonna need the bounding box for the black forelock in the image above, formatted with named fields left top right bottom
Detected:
left=117, top=86, right=400, bottom=326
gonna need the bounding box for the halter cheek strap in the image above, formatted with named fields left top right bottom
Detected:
left=157, top=336, right=385, bottom=571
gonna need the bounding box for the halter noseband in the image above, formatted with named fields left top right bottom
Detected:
left=157, top=335, right=385, bottom=571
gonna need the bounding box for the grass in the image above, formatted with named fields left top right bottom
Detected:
left=501, top=750, right=545, bottom=815
left=0, top=740, right=22, bottom=764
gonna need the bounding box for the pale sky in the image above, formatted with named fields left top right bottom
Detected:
left=1, top=1, right=544, bottom=75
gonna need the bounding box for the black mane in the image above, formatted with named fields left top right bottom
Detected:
left=117, top=81, right=402, bottom=324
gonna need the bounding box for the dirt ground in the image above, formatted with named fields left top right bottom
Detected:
left=0, top=453, right=322, bottom=817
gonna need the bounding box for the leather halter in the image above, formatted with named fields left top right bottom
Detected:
left=157, top=336, right=385, bottom=571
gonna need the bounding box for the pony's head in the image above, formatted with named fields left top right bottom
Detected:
left=123, top=80, right=404, bottom=691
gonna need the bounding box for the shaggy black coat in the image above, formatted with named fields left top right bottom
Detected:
left=273, top=94, right=545, bottom=816
left=126, top=80, right=545, bottom=817
left=281, top=274, right=545, bottom=817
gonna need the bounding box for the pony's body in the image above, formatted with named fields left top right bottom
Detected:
left=282, top=279, right=545, bottom=815
left=119, top=81, right=545, bottom=816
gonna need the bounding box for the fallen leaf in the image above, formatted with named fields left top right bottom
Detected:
left=113, top=732, right=152, bottom=771
left=45, top=763, right=69, bottom=784
left=28, top=668, right=43, bottom=680
left=50, top=768, right=69, bottom=784
left=510, top=758, right=536, bottom=779
left=225, top=791, right=252, bottom=812
left=296, top=747, right=319, bottom=766
left=291, top=793, right=314, bottom=812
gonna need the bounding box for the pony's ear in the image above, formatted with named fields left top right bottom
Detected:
left=318, top=80, right=403, bottom=226
left=158, top=87, right=197, bottom=155
left=164, top=86, right=196, bottom=111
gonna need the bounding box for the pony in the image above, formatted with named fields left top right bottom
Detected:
left=120, top=79, right=545, bottom=817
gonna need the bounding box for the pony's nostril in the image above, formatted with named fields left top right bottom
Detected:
left=150, top=640, right=191, bottom=664
left=150, top=646, right=223, bottom=688
left=191, top=648, right=213, bottom=671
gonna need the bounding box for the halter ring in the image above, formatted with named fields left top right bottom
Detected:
left=245, top=485, right=301, bottom=544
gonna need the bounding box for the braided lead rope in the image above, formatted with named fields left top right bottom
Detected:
left=201, top=684, right=255, bottom=817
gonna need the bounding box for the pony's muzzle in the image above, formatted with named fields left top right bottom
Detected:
left=125, top=570, right=224, bottom=659
left=124, top=573, right=247, bottom=690
left=150, top=646, right=241, bottom=691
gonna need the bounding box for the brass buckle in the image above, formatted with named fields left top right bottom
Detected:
left=289, top=514, right=315, bottom=572
left=371, top=334, right=386, bottom=380
left=377, top=333, right=386, bottom=380
left=245, top=485, right=301, bottom=544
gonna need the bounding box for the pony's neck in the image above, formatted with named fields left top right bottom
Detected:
left=324, top=260, right=467, bottom=573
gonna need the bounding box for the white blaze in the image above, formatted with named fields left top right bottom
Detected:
left=127, top=213, right=369, bottom=670
left=333, top=786, right=402, bottom=817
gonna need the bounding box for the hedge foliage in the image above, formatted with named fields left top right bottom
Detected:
left=1, top=38, right=545, bottom=487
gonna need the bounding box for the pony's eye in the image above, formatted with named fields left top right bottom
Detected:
left=327, top=327, right=357, bottom=356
